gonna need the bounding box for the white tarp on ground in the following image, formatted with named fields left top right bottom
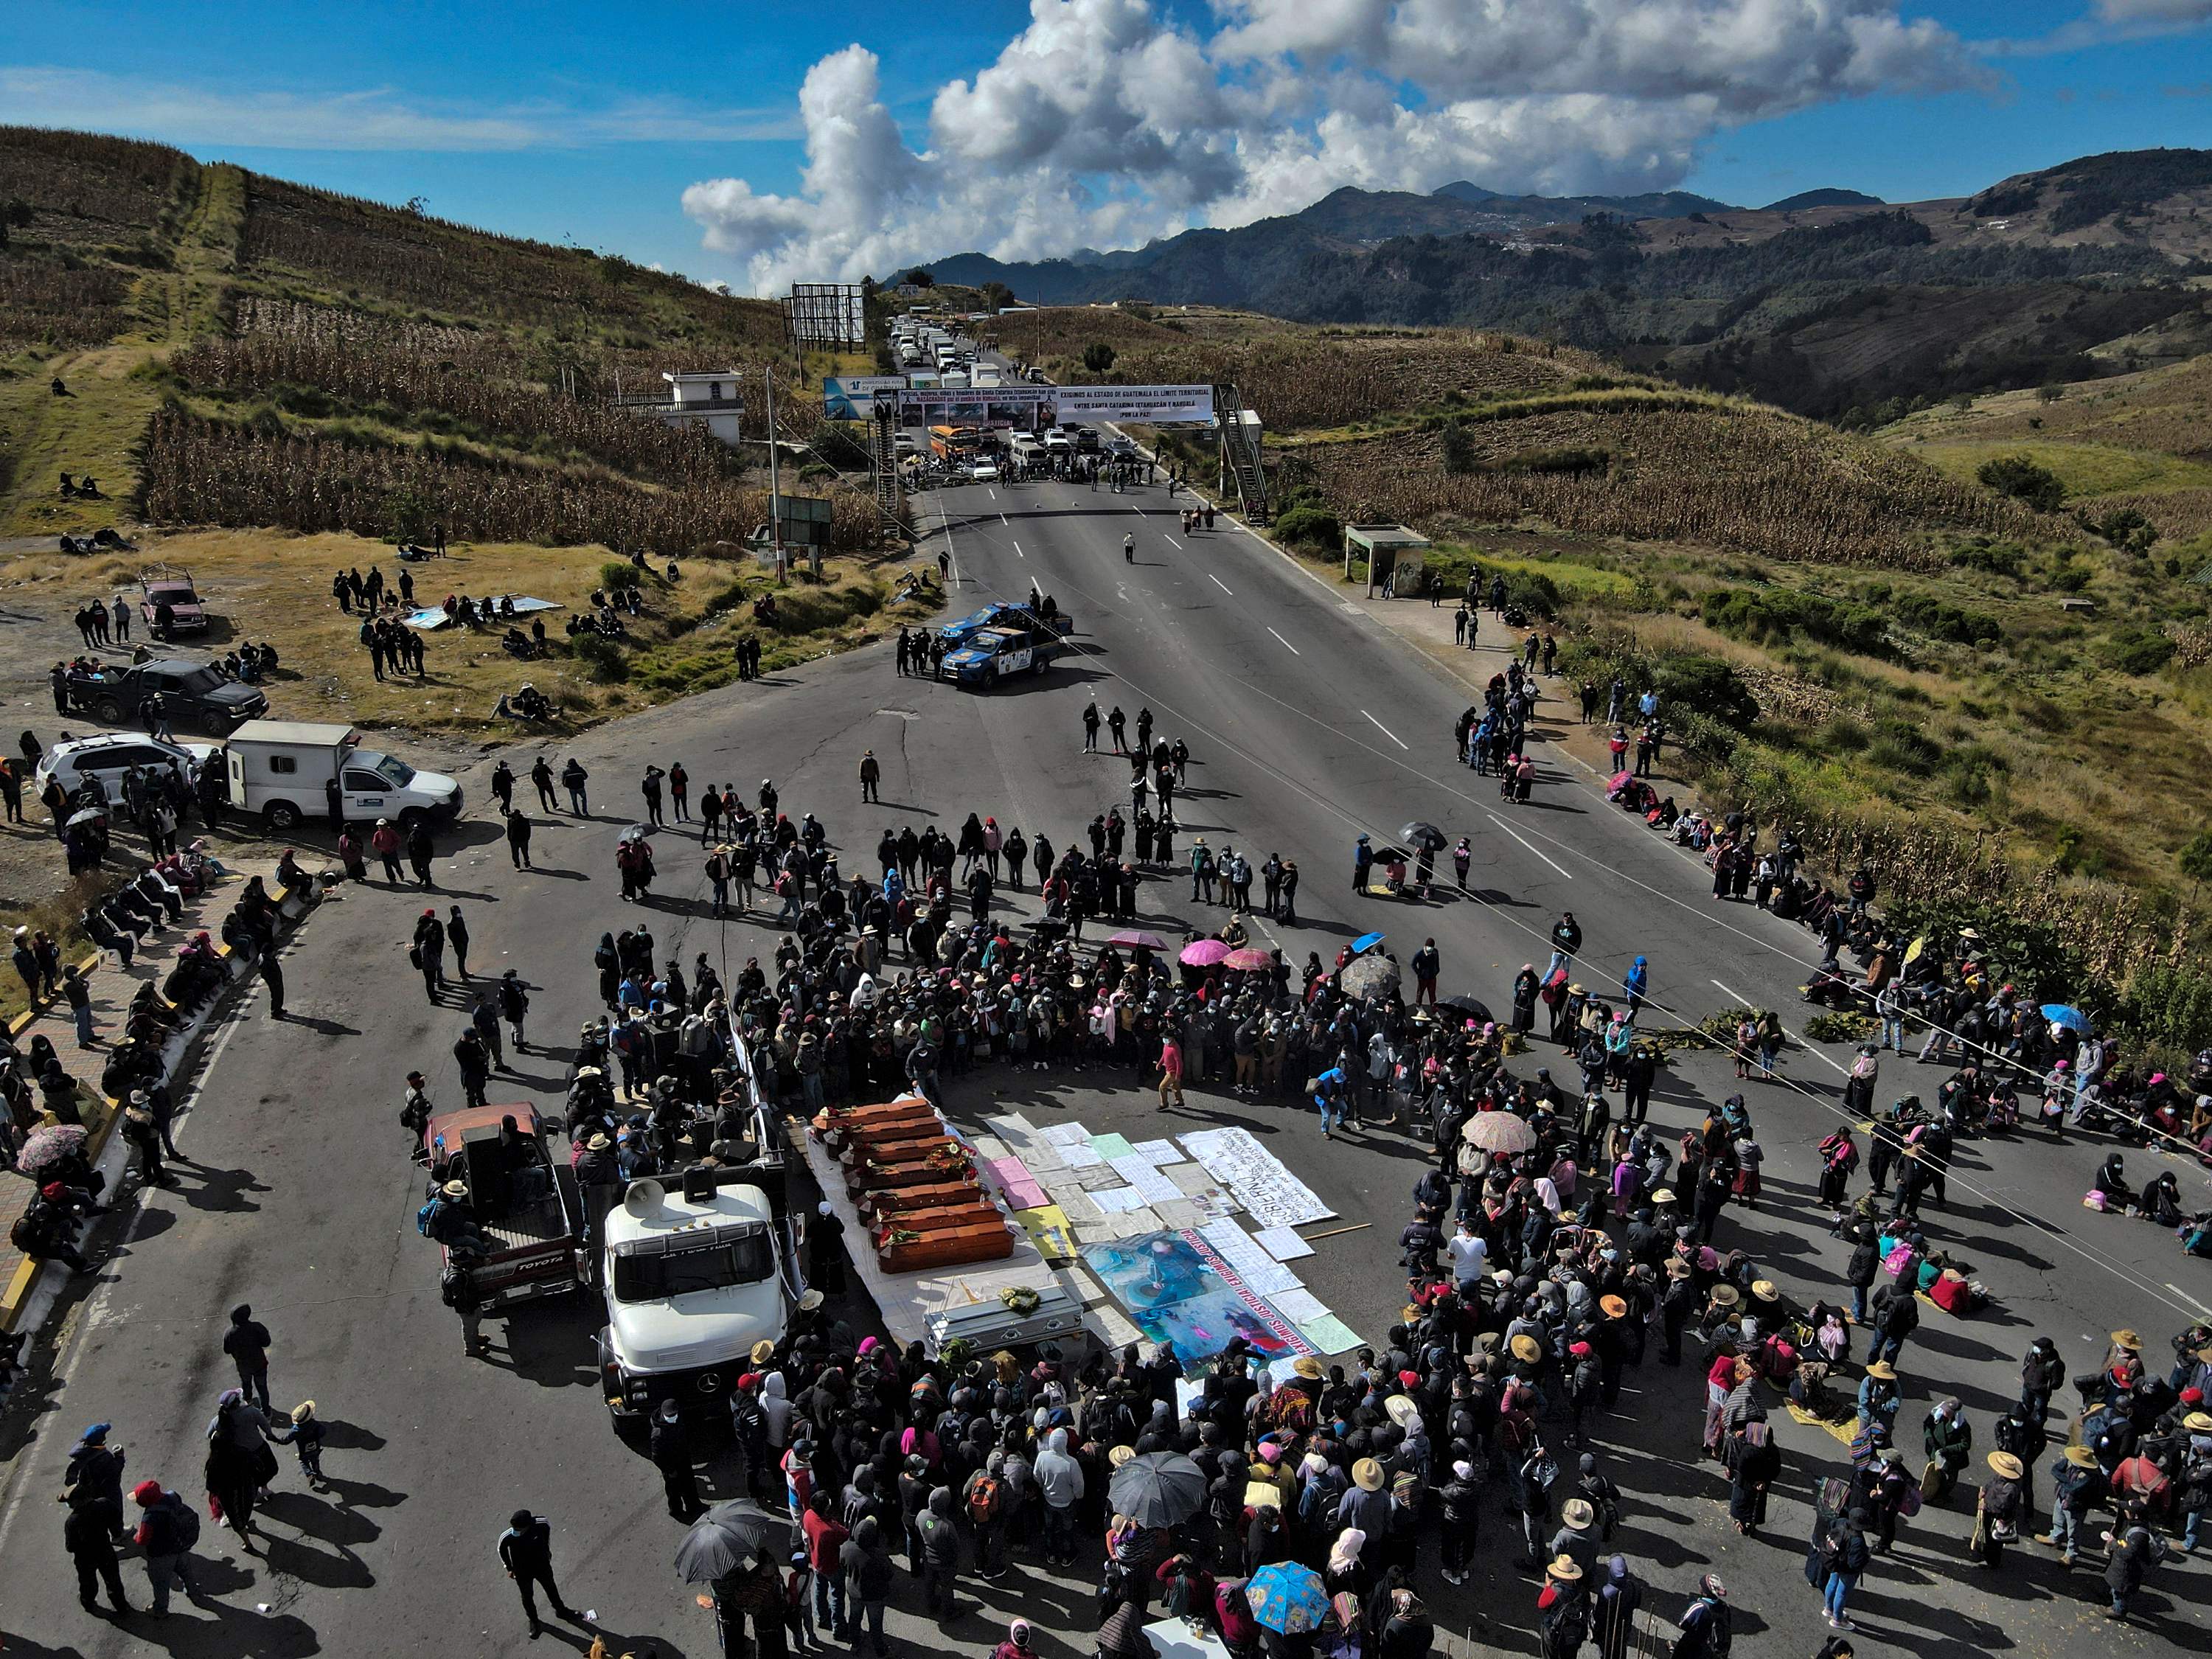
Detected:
left=403, top=596, right=563, bottom=630
left=1177, top=1127, right=1337, bottom=1228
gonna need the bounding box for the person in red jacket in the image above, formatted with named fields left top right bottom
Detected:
left=801, top=1491, right=850, bottom=1638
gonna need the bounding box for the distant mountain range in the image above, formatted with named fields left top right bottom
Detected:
left=931, top=150, right=2212, bottom=418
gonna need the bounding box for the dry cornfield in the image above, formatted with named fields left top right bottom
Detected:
left=237, top=175, right=786, bottom=355
left=231, top=295, right=481, bottom=357
left=0, top=260, right=131, bottom=349
left=0, top=124, right=194, bottom=250
left=175, top=333, right=755, bottom=487
left=1297, top=407, right=2034, bottom=568
left=138, top=408, right=880, bottom=555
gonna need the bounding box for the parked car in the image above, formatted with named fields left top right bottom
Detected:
left=139, top=568, right=209, bottom=639
left=33, top=732, right=220, bottom=801
left=58, top=658, right=266, bottom=733
left=936, top=602, right=1071, bottom=650
left=938, top=625, right=1068, bottom=689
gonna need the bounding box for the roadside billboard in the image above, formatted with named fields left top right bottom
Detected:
left=1054, top=384, right=1216, bottom=425
left=822, top=375, right=909, bottom=420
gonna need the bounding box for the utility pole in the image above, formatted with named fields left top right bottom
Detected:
left=766, top=366, right=787, bottom=582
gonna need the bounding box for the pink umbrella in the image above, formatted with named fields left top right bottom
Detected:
left=1106, top=930, right=1167, bottom=950
left=1180, top=939, right=1231, bottom=967
left=1223, top=947, right=1274, bottom=972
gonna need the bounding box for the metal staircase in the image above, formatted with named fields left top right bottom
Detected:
left=1214, top=384, right=1270, bottom=524
left=871, top=408, right=914, bottom=544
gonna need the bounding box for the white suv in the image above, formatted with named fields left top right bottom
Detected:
left=34, top=733, right=219, bottom=801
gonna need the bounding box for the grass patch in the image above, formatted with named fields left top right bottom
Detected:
left=0, top=527, right=933, bottom=741
left=1909, top=439, right=2212, bottom=499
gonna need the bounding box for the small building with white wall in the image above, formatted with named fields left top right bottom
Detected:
left=610, top=369, right=745, bottom=446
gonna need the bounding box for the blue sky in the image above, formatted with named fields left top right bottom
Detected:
left=4, top=1, right=2211, bottom=291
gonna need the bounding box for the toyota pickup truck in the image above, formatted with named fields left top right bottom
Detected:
left=936, top=625, right=1068, bottom=689
left=418, top=1102, right=585, bottom=1307
left=59, top=658, right=267, bottom=733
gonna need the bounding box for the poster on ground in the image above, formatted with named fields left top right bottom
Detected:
left=1080, top=1230, right=1315, bottom=1368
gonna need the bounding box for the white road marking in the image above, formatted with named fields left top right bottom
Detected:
left=1000, top=512, right=1009, bottom=524
left=1166, top=535, right=1186, bottom=549
left=2167, top=1281, right=2212, bottom=1318
left=989, top=489, right=998, bottom=500
left=1487, top=812, right=1572, bottom=879
left=1268, top=627, right=1301, bottom=655
left=1711, top=978, right=1848, bottom=1074
left=1208, top=574, right=1233, bottom=594
left=1014, top=543, right=1025, bottom=558
left=1362, top=710, right=1409, bottom=749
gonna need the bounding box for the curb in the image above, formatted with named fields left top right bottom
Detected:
left=0, top=876, right=305, bottom=1332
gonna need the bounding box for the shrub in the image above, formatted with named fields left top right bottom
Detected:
left=1082, top=343, right=1118, bottom=375
left=2178, top=830, right=2212, bottom=884
left=570, top=632, right=630, bottom=682
left=2108, top=628, right=2175, bottom=675
left=1503, top=571, right=1562, bottom=619
left=1702, top=587, right=1886, bottom=654
left=599, top=560, right=641, bottom=591
left=1276, top=506, right=1341, bottom=548
left=1652, top=654, right=1756, bottom=728
left=1890, top=591, right=2002, bottom=646
left=1441, top=422, right=1476, bottom=476
left=1977, top=454, right=2066, bottom=512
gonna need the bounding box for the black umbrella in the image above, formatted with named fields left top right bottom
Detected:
left=1399, top=821, right=1448, bottom=851
left=1109, top=1450, right=1207, bottom=1528
left=674, top=1500, right=789, bottom=1584
left=1439, top=994, right=1493, bottom=1023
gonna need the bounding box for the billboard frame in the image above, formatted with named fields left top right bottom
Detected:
left=785, top=282, right=866, bottom=350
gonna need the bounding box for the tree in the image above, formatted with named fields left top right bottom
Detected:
left=2180, top=830, right=2212, bottom=886
left=2037, top=382, right=2066, bottom=404
left=1977, top=453, right=2066, bottom=512
left=905, top=267, right=934, bottom=288
left=1082, top=343, right=1118, bottom=375
left=981, top=281, right=1015, bottom=313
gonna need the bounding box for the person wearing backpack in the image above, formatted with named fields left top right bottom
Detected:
left=131, top=1479, right=200, bottom=1617
left=1672, top=1574, right=1731, bottom=1658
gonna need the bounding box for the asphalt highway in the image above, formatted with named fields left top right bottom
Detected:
left=0, top=459, right=2204, bottom=1657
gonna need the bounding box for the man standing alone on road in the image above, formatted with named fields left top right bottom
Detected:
left=222, top=1304, right=273, bottom=1412
left=498, top=1509, right=586, bottom=1641
left=505, top=806, right=533, bottom=870
left=860, top=750, right=880, bottom=804
left=1411, top=939, right=1441, bottom=1006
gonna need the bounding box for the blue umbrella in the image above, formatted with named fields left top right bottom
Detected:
left=1245, top=1561, right=1328, bottom=1634
left=2041, top=1004, right=2091, bottom=1033
left=1351, top=931, right=1386, bottom=955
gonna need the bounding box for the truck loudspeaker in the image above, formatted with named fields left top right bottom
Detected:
left=623, top=1178, right=666, bottom=1217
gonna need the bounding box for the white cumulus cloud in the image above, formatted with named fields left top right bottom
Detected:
left=683, top=0, right=1984, bottom=293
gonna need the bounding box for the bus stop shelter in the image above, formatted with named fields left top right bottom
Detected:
left=1343, top=524, right=1432, bottom=598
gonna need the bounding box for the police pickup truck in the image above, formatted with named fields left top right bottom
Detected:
left=936, top=625, right=1068, bottom=689
left=936, top=601, right=1071, bottom=650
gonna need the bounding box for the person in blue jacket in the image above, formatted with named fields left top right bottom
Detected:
left=1624, top=955, right=1648, bottom=1015
left=1311, top=1066, right=1350, bottom=1139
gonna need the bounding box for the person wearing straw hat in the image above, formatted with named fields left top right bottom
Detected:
left=1534, top=1556, right=1588, bottom=1659
left=2174, top=1411, right=2212, bottom=1553
left=1857, top=1362, right=1900, bottom=1433
left=1974, top=1451, right=2026, bottom=1569
left=1550, top=1497, right=1601, bottom=1579
left=2042, top=1444, right=2105, bottom=1564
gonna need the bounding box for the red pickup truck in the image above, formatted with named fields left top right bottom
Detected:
left=419, top=1102, right=586, bottom=1305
